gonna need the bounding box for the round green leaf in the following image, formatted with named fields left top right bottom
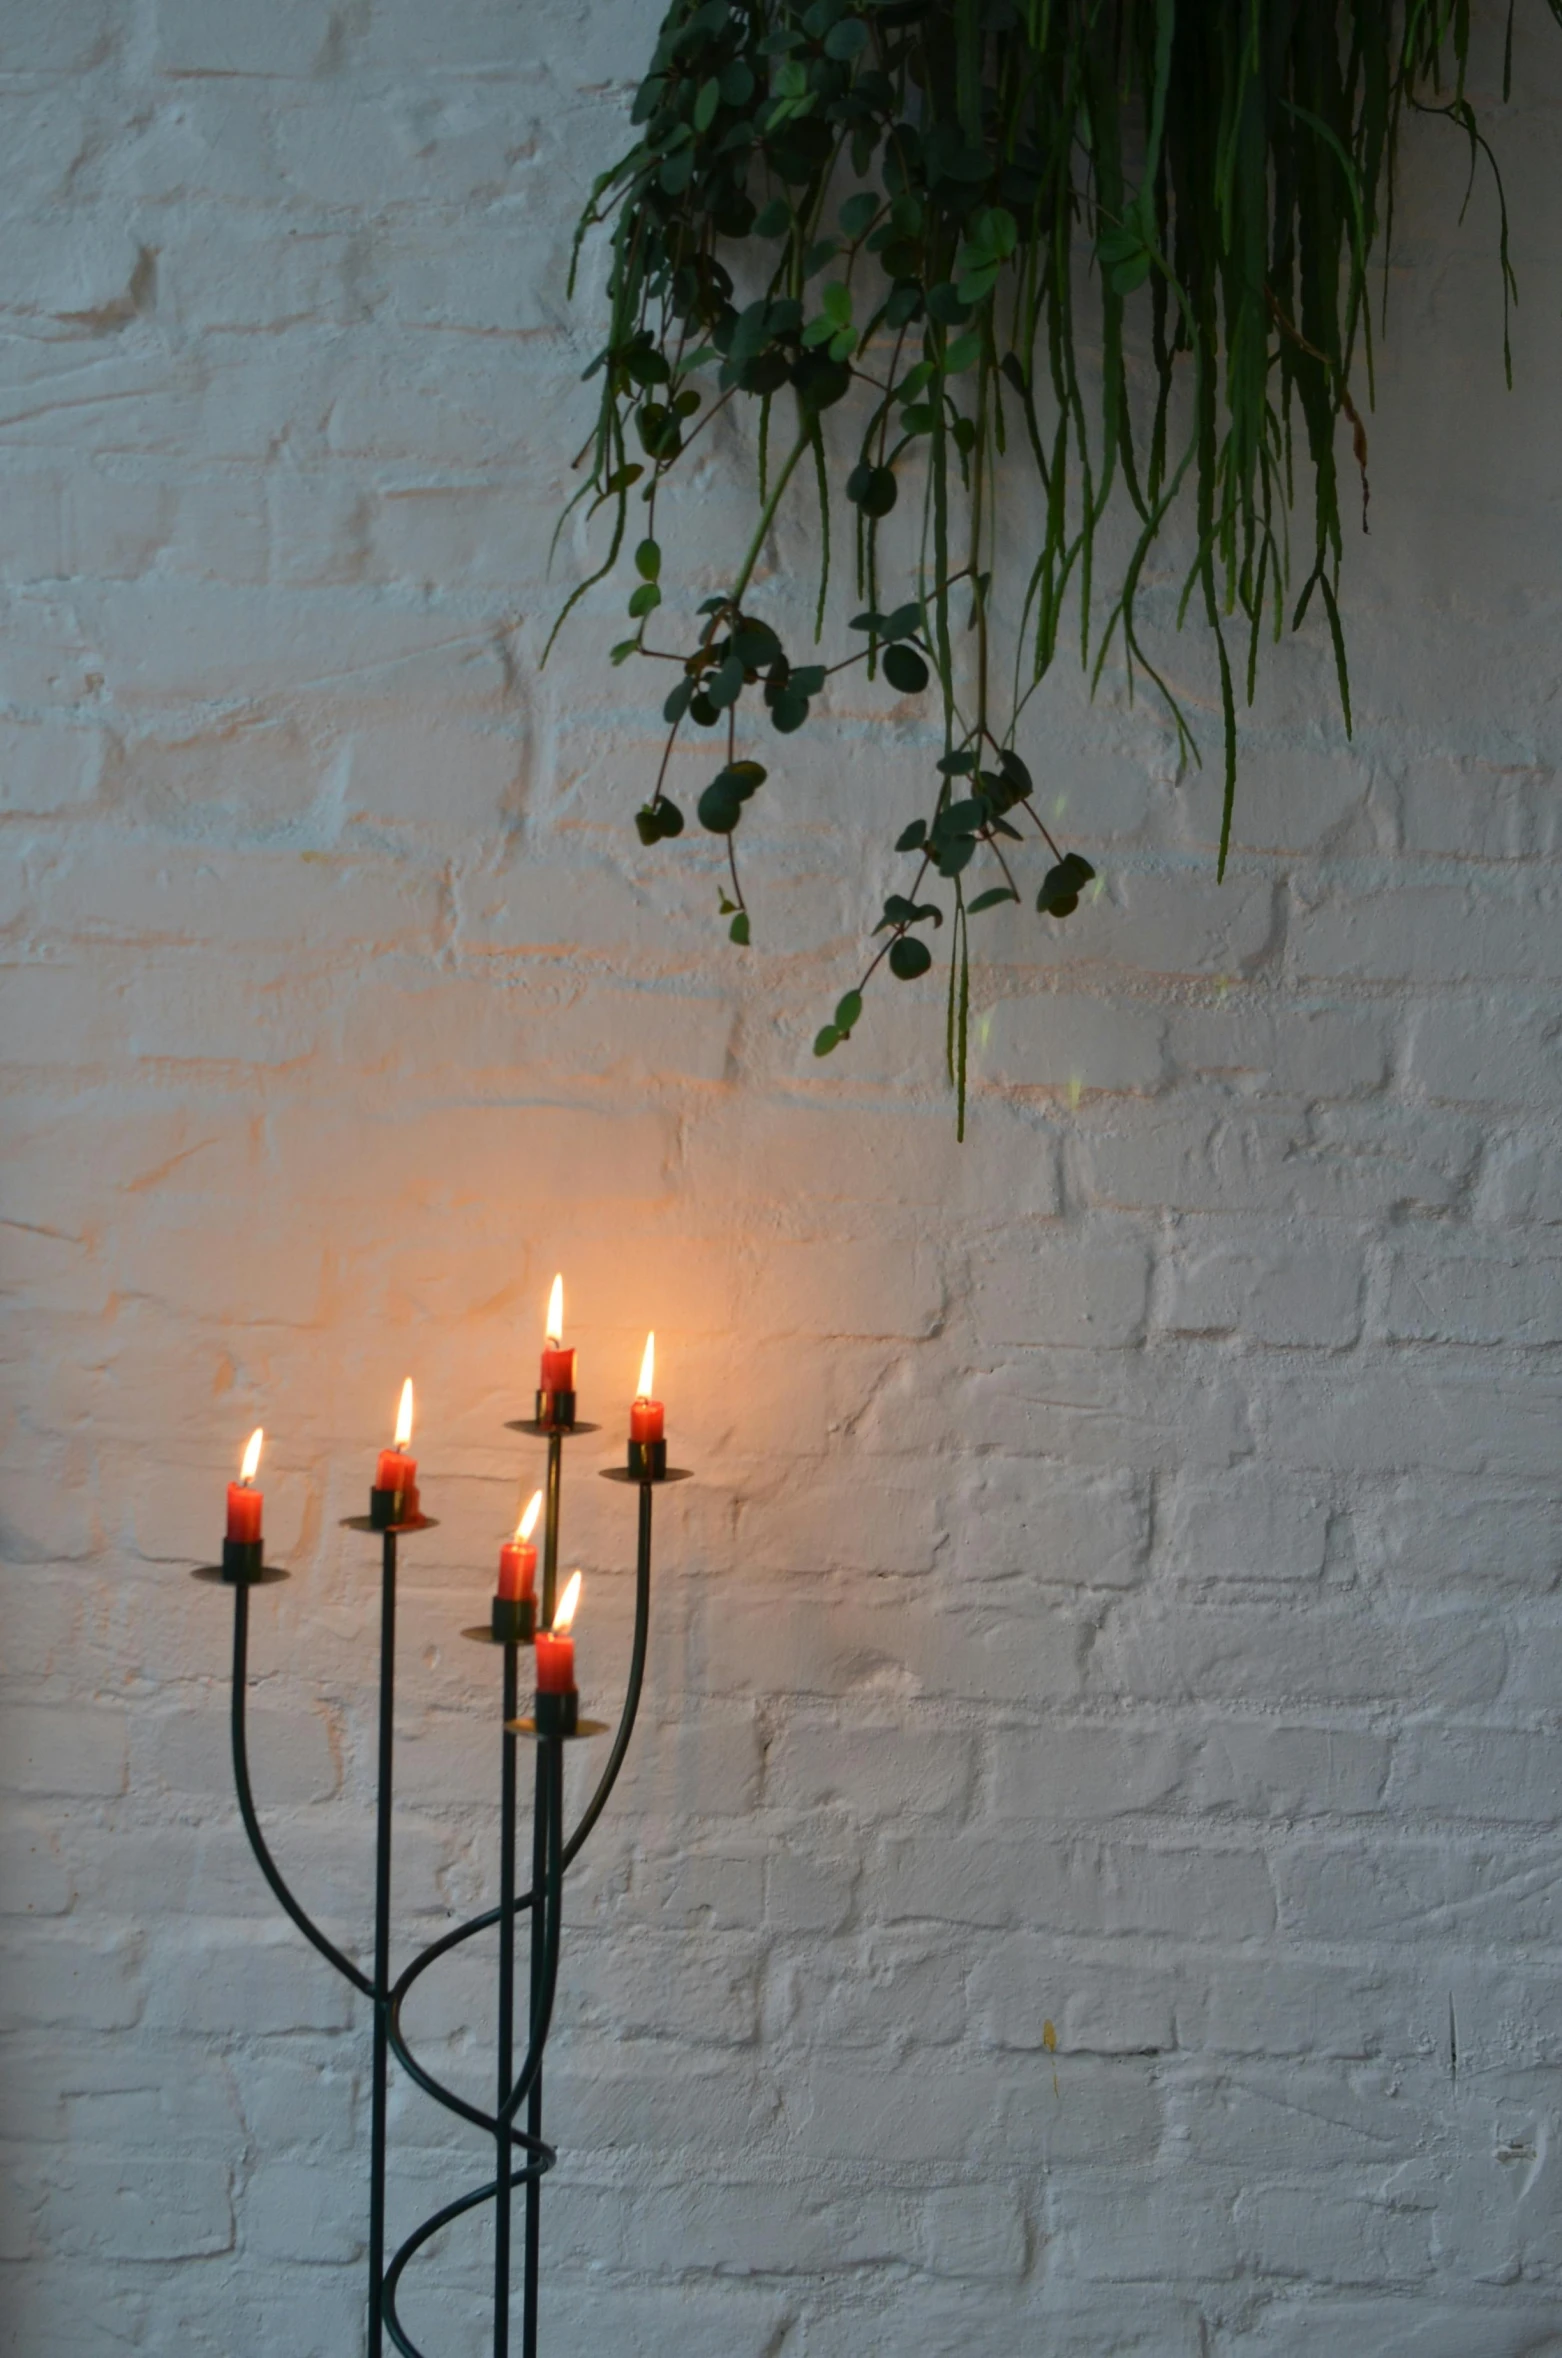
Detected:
left=698, top=780, right=744, bottom=833
left=882, top=644, right=930, bottom=694
left=706, top=654, right=745, bottom=709
left=834, top=989, right=863, bottom=1033
left=888, top=936, right=933, bottom=980
left=861, top=466, right=897, bottom=518
left=813, top=1024, right=841, bottom=1057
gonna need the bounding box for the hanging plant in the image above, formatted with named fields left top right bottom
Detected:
left=553, top=0, right=1553, bottom=1130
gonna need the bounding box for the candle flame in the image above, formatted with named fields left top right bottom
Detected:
left=545, top=1272, right=564, bottom=1346
left=553, top=1570, right=582, bottom=1634
left=239, top=1427, right=264, bottom=1484
left=394, top=1377, right=414, bottom=1450
left=636, top=1331, right=655, bottom=1400
left=516, top=1489, right=542, bottom=1544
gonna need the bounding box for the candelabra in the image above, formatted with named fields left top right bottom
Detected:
left=195, top=1377, right=688, bottom=2357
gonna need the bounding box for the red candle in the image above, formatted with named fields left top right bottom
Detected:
left=630, top=1331, right=663, bottom=1442
left=535, top=1570, right=581, bottom=1693
left=540, top=1273, right=574, bottom=1394
left=226, top=1427, right=264, bottom=1539
left=377, top=1378, right=417, bottom=1508
left=534, top=1629, right=575, bottom=1692
left=499, top=1490, right=542, bottom=1602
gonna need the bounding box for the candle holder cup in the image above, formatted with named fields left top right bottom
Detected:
left=491, top=1595, right=537, bottom=1645
left=625, top=1437, right=667, bottom=1481
left=529, top=1688, right=579, bottom=1738
left=369, top=1483, right=414, bottom=1530
left=221, top=1536, right=266, bottom=1583
left=534, top=1386, right=577, bottom=1431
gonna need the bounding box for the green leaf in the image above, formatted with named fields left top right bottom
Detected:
left=634, top=538, right=661, bottom=581
left=846, top=462, right=896, bottom=517
left=1110, top=252, right=1152, bottom=296
left=698, top=779, right=745, bottom=833
left=823, top=17, right=867, bottom=58
left=889, top=936, right=933, bottom=980
left=833, top=989, right=863, bottom=1033
left=729, top=911, right=751, bottom=945
left=635, top=796, right=684, bottom=844
left=895, top=819, right=926, bottom=851
left=839, top=190, right=878, bottom=238
left=753, top=196, right=791, bottom=237
left=610, top=636, right=639, bottom=664
left=663, top=677, right=694, bottom=724
left=770, top=688, right=809, bottom=732
left=730, top=621, right=782, bottom=668
left=627, top=581, right=661, bottom=618
left=813, top=1023, right=841, bottom=1057
left=967, top=886, right=1019, bottom=914
left=926, top=281, right=972, bottom=327
left=1036, top=854, right=1095, bottom=917
left=881, top=600, right=923, bottom=640
left=938, top=798, right=986, bottom=835
left=789, top=664, right=826, bottom=695
left=706, top=654, right=745, bottom=709
left=694, top=76, right=720, bottom=132
left=882, top=644, right=930, bottom=694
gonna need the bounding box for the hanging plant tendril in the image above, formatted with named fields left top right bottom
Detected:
left=555, top=0, right=1558, bottom=1130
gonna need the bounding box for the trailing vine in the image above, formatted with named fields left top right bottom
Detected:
left=554, top=0, right=1554, bottom=1132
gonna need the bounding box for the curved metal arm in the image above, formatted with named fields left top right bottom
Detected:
left=381, top=1743, right=565, bottom=2358
left=231, top=1581, right=373, bottom=2000
left=387, top=1484, right=655, bottom=2078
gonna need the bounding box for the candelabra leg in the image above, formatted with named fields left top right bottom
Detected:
left=494, top=1640, right=519, bottom=2358
left=369, top=1525, right=398, bottom=2358
left=542, top=1429, right=563, bottom=1626
left=522, top=1719, right=549, bottom=2358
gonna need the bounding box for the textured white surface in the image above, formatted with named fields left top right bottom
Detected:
left=3, top=3, right=1562, bottom=2352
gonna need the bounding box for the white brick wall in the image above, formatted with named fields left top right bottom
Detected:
left=3, top=2, right=1562, bottom=2351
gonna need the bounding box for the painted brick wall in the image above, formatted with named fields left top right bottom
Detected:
left=4, top=3, right=1562, bottom=2353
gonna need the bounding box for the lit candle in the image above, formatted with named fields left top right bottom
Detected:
left=375, top=1378, right=418, bottom=1511
left=539, top=1273, right=575, bottom=1397
left=629, top=1331, right=664, bottom=1444
left=226, top=1427, right=264, bottom=1542
left=534, top=1570, right=581, bottom=1695
left=499, top=1489, right=542, bottom=1603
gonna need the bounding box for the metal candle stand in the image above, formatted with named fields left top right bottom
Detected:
left=195, top=1398, right=692, bottom=2357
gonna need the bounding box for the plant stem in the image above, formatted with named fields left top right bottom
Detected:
left=728, top=427, right=811, bottom=613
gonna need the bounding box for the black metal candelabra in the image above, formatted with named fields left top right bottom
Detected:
left=195, top=1391, right=690, bottom=2356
